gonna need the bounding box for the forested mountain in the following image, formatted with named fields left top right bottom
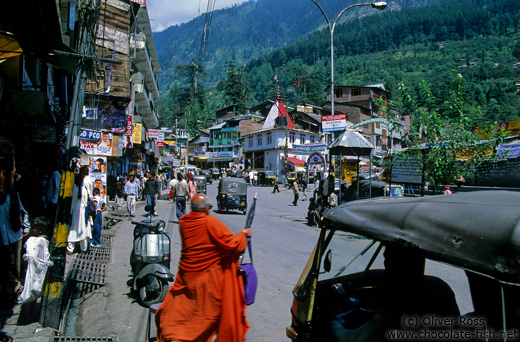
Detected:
left=153, top=0, right=438, bottom=89
left=155, top=0, right=520, bottom=131
left=246, top=0, right=520, bottom=124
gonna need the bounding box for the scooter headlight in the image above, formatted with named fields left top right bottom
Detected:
left=157, top=220, right=165, bottom=232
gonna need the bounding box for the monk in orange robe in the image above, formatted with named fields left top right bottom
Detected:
left=155, top=193, right=252, bottom=342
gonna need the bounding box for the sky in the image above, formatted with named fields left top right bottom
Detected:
left=146, top=0, right=248, bottom=32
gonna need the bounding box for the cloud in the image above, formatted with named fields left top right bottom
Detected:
left=146, top=0, right=248, bottom=32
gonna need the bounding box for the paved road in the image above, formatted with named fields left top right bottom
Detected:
left=77, top=181, right=472, bottom=341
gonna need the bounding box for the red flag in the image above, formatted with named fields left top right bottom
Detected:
left=294, top=78, right=300, bottom=88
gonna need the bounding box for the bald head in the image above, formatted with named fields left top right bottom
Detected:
left=191, top=194, right=212, bottom=212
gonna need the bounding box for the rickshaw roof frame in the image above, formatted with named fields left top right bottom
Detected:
left=323, top=191, right=520, bottom=285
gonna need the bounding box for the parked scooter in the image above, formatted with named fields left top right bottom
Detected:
left=130, top=206, right=174, bottom=307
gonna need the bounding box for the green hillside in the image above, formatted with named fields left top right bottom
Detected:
left=153, top=0, right=438, bottom=90
left=157, top=0, right=520, bottom=130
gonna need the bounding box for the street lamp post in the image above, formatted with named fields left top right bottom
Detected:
left=310, top=0, right=386, bottom=181
left=311, top=1, right=387, bottom=125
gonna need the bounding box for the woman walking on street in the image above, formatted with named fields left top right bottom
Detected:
left=67, top=166, right=92, bottom=254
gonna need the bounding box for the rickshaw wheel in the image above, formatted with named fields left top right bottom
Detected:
left=242, top=210, right=247, bottom=215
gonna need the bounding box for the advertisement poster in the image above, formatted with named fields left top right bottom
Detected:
left=81, top=155, right=107, bottom=201
left=99, top=103, right=126, bottom=133
left=124, top=135, right=134, bottom=149
left=133, top=123, right=142, bottom=144
left=80, top=131, right=113, bottom=156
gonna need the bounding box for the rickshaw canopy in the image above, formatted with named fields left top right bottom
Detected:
left=323, top=191, right=520, bottom=283
left=218, top=177, right=248, bottom=195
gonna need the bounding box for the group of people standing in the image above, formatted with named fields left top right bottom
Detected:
left=67, top=165, right=107, bottom=252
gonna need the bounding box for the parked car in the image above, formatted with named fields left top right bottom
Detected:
left=286, top=191, right=520, bottom=341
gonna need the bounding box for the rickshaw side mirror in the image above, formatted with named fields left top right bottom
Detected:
left=322, top=249, right=332, bottom=273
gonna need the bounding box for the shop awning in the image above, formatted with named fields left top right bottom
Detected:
left=282, top=156, right=306, bottom=166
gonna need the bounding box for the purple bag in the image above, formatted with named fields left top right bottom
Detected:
left=240, top=240, right=257, bottom=306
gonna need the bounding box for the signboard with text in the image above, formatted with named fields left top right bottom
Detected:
left=391, top=156, right=423, bottom=184
left=322, top=114, right=347, bottom=132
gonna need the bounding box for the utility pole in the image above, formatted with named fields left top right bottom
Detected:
left=42, top=0, right=102, bottom=330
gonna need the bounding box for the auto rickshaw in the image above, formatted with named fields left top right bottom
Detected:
left=202, top=169, right=212, bottom=184
left=258, top=170, right=276, bottom=186
left=211, top=168, right=220, bottom=180
left=192, top=175, right=207, bottom=194
left=286, top=171, right=305, bottom=188
left=286, top=191, right=520, bottom=342
left=358, top=180, right=404, bottom=198
left=217, top=177, right=247, bottom=214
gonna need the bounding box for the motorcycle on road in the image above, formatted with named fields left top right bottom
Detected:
left=130, top=207, right=174, bottom=307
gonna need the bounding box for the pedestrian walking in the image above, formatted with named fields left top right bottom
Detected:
left=292, top=179, right=300, bottom=206
left=91, top=187, right=106, bottom=247
left=174, top=174, right=189, bottom=221
left=0, top=136, right=30, bottom=301
left=248, top=170, right=254, bottom=186
left=155, top=194, right=252, bottom=342
left=67, top=165, right=92, bottom=254
left=124, top=174, right=139, bottom=217
left=272, top=174, right=280, bottom=193
left=301, top=178, right=308, bottom=201
left=144, top=172, right=160, bottom=218
left=187, top=178, right=197, bottom=200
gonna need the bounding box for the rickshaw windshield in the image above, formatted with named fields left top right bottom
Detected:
left=319, top=231, right=380, bottom=281
left=386, top=186, right=404, bottom=197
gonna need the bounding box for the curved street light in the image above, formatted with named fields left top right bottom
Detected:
left=310, top=0, right=386, bottom=180
left=310, top=0, right=387, bottom=133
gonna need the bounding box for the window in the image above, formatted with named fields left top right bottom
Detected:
left=351, top=88, right=361, bottom=96
left=249, top=137, right=253, bottom=147
left=257, top=134, right=262, bottom=146
left=335, top=88, right=342, bottom=98
left=300, top=134, right=305, bottom=144
left=289, top=133, right=295, bottom=143
left=310, top=136, right=315, bottom=144
left=267, top=133, right=272, bottom=145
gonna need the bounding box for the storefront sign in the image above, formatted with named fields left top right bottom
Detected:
left=322, top=114, right=347, bottom=132
left=497, top=141, right=520, bottom=159
left=80, top=132, right=113, bottom=156
left=157, top=132, right=164, bottom=147
left=80, top=129, right=102, bottom=141
left=292, top=143, right=326, bottom=153
left=133, top=123, right=142, bottom=144
left=125, top=114, right=133, bottom=135
left=148, top=129, right=159, bottom=139
left=307, top=152, right=326, bottom=165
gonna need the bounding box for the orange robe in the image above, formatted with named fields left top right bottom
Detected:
left=155, top=211, right=249, bottom=342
